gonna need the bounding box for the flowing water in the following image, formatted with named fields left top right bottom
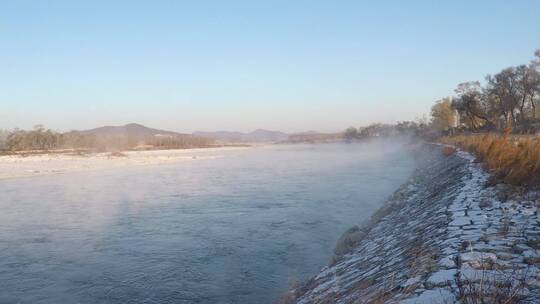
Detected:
left=0, top=142, right=418, bottom=303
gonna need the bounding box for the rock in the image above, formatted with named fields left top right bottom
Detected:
left=292, top=146, right=540, bottom=304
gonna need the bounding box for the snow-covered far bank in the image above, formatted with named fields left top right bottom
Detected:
left=0, top=146, right=251, bottom=180
left=282, top=145, right=540, bottom=304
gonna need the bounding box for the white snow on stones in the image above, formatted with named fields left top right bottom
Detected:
left=426, top=269, right=457, bottom=285
left=460, top=251, right=497, bottom=263
left=439, top=255, right=456, bottom=268
left=403, top=276, right=422, bottom=287
left=449, top=217, right=472, bottom=226
left=293, top=146, right=540, bottom=304
left=401, top=288, right=455, bottom=304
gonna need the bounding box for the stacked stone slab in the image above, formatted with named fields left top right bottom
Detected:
left=288, top=145, right=540, bottom=304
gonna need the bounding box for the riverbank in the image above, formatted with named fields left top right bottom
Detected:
left=0, top=146, right=250, bottom=180
left=281, top=144, right=540, bottom=303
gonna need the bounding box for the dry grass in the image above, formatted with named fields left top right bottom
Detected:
left=440, top=134, right=540, bottom=186
left=107, top=151, right=128, bottom=158
left=450, top=267, right=533, bottom=304
left=442, top=146, right=457, bottom=156
left=333, top=225, right=367, bottom=260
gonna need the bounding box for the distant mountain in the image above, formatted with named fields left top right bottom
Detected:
left=67, top=124, right=215, bottom=150
left=290, top=130, right=321, bottom=136
left=193, top=129, right=289, bottom=143
left=248, top=129, right=289, bottom=142
left=75, top=123, right=188, bottom=139
left=74, top=124, right=290, bottom=143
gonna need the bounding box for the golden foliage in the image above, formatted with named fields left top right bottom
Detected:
left=431, top=98, right=457, bottom=131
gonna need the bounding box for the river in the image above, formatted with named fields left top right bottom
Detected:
left=0, top=141, right=418, bottom=303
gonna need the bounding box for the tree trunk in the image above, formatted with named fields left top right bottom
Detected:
left=532, top=99, right=537, bottom=119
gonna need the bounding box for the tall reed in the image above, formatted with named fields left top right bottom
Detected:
left=440, top=134, right=540, bottom=186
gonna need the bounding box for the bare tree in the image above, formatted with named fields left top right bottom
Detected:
left=512, top=65, right=539, bottom=127
left=486, top=68, right=524, bottom=130
left=452, top=82, right=494, bottom=130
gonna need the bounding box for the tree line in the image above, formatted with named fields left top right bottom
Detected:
left=0, top=125, right=214, bottom=152
left=431, top=49, right=540, bottom=133
left=0, top=125, right=100, bottom=151
left=343, top=120, right=430, bottom=141
left=344, top=49, right=540, bottom=140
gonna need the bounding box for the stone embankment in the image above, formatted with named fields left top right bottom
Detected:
left=283, top=145, right=540, bottom=303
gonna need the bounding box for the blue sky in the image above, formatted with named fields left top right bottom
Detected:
left=1, top=1, right=539, bottom=132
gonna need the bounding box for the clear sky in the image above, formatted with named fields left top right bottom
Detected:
left=1, top=1, right=539, bottom=133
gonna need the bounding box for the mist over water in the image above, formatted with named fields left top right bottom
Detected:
left=0, top=141, right=418, bottom=304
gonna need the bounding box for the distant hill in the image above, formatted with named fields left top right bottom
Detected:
left=69, top=123, right=214, bottom=150
left=193, top=129, right=289, bottom=143
left=76, top=123, right=188, bottom=140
